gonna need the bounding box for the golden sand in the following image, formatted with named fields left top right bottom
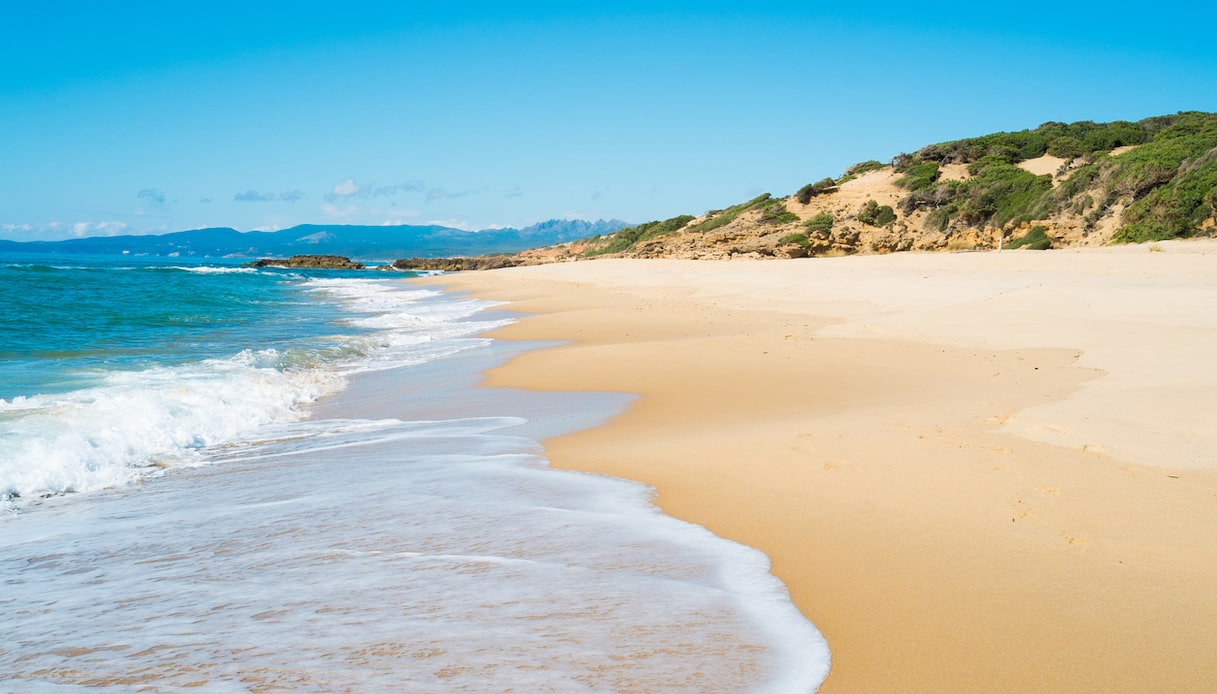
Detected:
left=417, top=241, right=1217, bottom=692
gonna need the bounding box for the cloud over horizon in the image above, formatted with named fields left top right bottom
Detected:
left=425, top=187, right=479, bottom=202
left=137, top=188, right=166, bottom=205
left=71, top=220, right=130, bottom=237
left=326, top=178, right=424, bottom=202
left=234, top=190, right=307, bottom=203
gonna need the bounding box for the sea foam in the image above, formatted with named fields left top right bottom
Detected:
left=0, top=276, right=509, bottom=507
left=1, top=411, right=830, bottom=691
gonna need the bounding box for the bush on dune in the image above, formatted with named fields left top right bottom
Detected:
left=1006, top=225, right=1053, bottom=250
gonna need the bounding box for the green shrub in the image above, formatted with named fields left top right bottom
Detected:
left=892, top=113, right=1216, bottom=240
left=912, top=118, right=1161, bottom=165
left=1114, top=148, right=1217, bottom=242
left=949, top=158, right=1054, bottom=228
left=857, top=199, right=896, bottom=227
left=900, top=160, right=1052, bottom=231
left=891, top=153, right=917, bottom=172
left=758, top=200, right=799, bottom=225
left=895, top=160, right=940, bottom=191
left=795, top=177, right=837, bottom=204
left=584, top=214, right=695, bottom=256
left=804, top=213, right=834, bottom=237
left=843, top=160, right=885, bottom=177
left=967, top=153, right=1016, bottom=176
left=1081, top=121, right=1149, bottom=152
left=688, top=194, right=773, bottom=233
left=778, top=232, right=810, bottom=247
left=1006, top=226, right=1053, bottom=250
left=1054, top=161, right=1101, bottom=200
left=1070, top=194, right=1094, bottom=215
left=1047, top=136, right=1086, bottom=160
left=926, top=207, right=952, bottom=232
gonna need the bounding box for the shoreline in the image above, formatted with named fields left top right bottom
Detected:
left=417, top=242, right=1217, bottom=692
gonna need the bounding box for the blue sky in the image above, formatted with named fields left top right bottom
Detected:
left=2, top=1, right=1214, bottom=240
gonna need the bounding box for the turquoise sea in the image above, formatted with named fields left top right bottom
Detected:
left=0, top=252, right=829, bottom=691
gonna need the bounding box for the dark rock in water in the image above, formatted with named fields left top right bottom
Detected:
left=246, top=255, right=365, bottom=269
left=393, top=256, right=520, bottom=272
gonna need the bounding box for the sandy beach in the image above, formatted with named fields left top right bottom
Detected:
left=417, top=240, right=1217, bottom=693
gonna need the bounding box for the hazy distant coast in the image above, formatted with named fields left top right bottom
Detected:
left=0, top=219, right=629, bottom=260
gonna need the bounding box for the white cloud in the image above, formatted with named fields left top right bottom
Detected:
left=235, top=190, right=306, bottom=203
left=331, top=178, right=366, bottom=197
left=71, top=221, right=129, bottom=237
left=424, top=218, right=476, bottom=230
left=425, top=186, right=482, bottom=202
left=0, top=220, right=131, bottom=241
left=326, top=179, right=424, bottom=202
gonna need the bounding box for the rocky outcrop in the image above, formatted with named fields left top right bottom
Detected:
left=393, top=256, right=521, bottom=271
left=247, top=255, right=365, bottom=269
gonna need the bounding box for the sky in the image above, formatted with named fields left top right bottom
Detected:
left=1, top=1, right=1214, bottom=241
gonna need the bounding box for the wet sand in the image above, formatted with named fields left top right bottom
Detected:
left=417, top=240, right=1217, bottom=692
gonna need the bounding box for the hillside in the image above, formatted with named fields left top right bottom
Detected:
left=527, top=112, right=1216, bottom=262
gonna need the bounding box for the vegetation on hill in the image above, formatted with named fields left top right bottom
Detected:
left=838, top=160, right=885, bottom=183
left=857, top=200, right=896, bottom=227
left=688, top=194, right=780, bottom=233
left=583, top=215, right=695, bottom=256
left=795, top=178, right=837, bottom=204
left=897, top=111, right=1217, bottom=242
left=1005, top=225, right=1053, bottom=250
left=535, top=112, right=1216, bottom=263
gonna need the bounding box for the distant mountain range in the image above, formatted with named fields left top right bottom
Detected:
left=0, top=219, right=631, bottom=260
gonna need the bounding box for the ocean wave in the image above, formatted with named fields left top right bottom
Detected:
left=0, top=351, right=344, bottom=504
left=168, top=265, right=258, bottom=274
left=303, top=278, right=512, bottom=371
left=0, top=277, right=510, bottom=509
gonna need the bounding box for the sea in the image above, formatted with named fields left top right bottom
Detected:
left=0, top=252, right=830, bottom=692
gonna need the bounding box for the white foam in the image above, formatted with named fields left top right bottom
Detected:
left=0, top=414, right=830, bottom=691
left=170, top=265, right=258, bottom=274
left=303, top=278, right=513, bottom=373
left=0, top=351, right=344, bottom=502
left=0, top=279, right=509, bottom=507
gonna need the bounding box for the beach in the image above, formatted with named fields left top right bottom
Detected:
left=418, top=239, right=1217, bottom=692
left=0, top=260, right=828, bottom=692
